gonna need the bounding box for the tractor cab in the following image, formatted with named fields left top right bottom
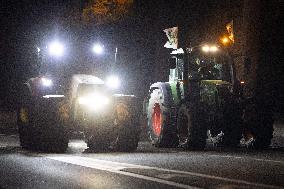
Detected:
left=168, top=49, right=233, bottom=84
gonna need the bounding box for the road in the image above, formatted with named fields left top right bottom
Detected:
left=0, top=134, right=283, bottom=189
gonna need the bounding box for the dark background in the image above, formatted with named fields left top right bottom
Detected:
left=0, top=0, right=283, bottom=114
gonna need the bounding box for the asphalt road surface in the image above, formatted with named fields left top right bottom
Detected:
left=0, top=134, right=283, bottom=189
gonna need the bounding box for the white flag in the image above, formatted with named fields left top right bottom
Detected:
left=163, top=27, right=178, bottom=49
left=226, top=20, right=234, bottom=43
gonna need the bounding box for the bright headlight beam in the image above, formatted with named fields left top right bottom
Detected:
left=48, top=41, right=64, bottom=57
left=41, top=77, right=53, bottom=87
left=210, top=46, right=218, bottom=52
left=106, top=76, right=120, bottom=89
left=92, top=44, right=104, bottom=54
left=78, top=94, right=110, bottom=110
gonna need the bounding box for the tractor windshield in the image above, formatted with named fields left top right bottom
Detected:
left=193, top=56, right=232, bottom=82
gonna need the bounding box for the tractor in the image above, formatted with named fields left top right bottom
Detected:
left=146, top=45, right=274, bottom=149
left=17, top=41, right=140, bottom=153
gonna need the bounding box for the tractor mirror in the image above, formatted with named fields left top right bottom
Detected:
left=168, top=57, right=177, bottom=69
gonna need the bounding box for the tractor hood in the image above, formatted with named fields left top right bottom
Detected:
left=200, top=80, right=232, bottom=107
left=201, top=80, right=231, bottom=86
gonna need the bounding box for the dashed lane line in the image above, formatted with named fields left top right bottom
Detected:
left=207, top=154, right=284, bottom=164
left=46, top=155, right=283, bottom=189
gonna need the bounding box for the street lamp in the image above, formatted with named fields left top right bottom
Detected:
left=222, top=37, right=229, bottom=44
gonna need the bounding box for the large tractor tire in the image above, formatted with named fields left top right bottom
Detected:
left=86, top=101, right=140, bottom=152
left=35, top=99, right=69, bottom=153
left=176, top=103, right=207, bottom=150
left=17, top=83, right=68, bottom=153
left=147, top=83, right=178, bottom=147
left=17, top=103, right=34, bottom=149
left=221, top=99, right=243, bottom=147
left=17, top=85, right=35, bottom=149
left=22, top=98, right=69, bottom=153
left=243, top=101, right=274, bottom=149
left=114, top=102, right=140, bottom=152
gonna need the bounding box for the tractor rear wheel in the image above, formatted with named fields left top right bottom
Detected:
left=243, top=102, right=274, bottom=149
left=17, top=86, right=35, bottom=150
left=221, top=100, right=243, bottom=147
left=177, top=103, right=207, bottom=150
left=32, top=99, right=69, bottom=153
left=17, top=105, right=34, bottom=149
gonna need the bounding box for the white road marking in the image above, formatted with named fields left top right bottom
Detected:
left=208, top=154, right=284, bottom=164
left=47, top=156, right=199, bottom=189
left=47, top=155, right=283, bottom=189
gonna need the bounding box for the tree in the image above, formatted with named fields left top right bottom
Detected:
left=82, top=0, right=133, bottom=25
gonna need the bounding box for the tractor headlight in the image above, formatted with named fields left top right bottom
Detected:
left=41, top=77, right=53, bottom=87
left=106, top=75, right=120, bottom=89
left=78, top=93, right=110, bottom=110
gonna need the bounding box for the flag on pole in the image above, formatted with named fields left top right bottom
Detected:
left=226, top=20, right=234, bottom=43
left=163, top=27, right=178, bottom=49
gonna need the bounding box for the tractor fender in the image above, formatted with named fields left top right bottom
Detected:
left=112, top=94, right=139, bottom=111
left=149, top=82, right=174, bottom=108
left=112, top=94, right=140, bottom=121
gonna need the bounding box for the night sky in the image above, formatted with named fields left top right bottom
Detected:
left=0, top=0, right=283, bottom=112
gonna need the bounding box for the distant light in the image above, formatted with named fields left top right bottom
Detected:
left=202, top=45, right=210, bottom=52
left=37, top=47, right=41, bottom=53
left=202, top=45, right=218, bottom=53
left=92, top=43, right=104, bottom=54
left=222, top=37, right=229, bottom=44
left=48, top=41, right=64, bottom=57
left=240, top=81, right=245, bottom=84
left=210, top=46, right=218, bottom=52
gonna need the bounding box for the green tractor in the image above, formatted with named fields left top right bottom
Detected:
left=146, top=45, right=274, bottom=149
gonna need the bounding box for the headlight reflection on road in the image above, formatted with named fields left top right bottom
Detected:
left=78, top=93, right=110, bottom=110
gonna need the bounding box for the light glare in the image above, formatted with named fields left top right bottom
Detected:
left=210, top=46, right=218, bottom=52
left=78, top=94, right=110, bottom=110
left=48, top=41, right=64, bottom=57
left=41, top=78, right=53, bottom=87
left=106, top=76, right=120, bottom=89
left=202, top=45, right=210, bottom=52
left=202, top=45, right=218, bottom=53
left=92, top=44, right=104, bottom=54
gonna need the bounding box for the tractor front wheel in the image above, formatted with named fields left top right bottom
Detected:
left=177, top=104, right=207, bottom=150
left=147, top=86, right=178, bottom=147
